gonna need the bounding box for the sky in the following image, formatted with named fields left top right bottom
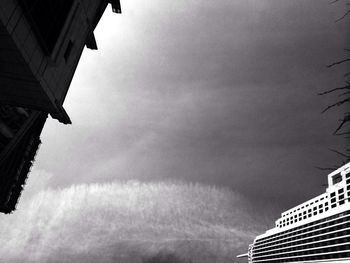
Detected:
left=30, top=0, right=349, bottom=214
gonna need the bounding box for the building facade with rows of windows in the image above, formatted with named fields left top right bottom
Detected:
left=237, top=162, right=350, bottom=263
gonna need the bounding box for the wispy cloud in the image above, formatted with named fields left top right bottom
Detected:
left=0, top=180, right=270, bottom=263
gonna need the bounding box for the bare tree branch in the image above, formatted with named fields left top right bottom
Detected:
left=318, top=84, right=350, bottom=95
left=321, top=98, right=350, bottom=113
left=338, top=90, right=350, bottom=97
left=334, top=118, right=349, bottom=134
left=315, top=166, right=337, bottom=171
left=330, top=0, right=341, bottom=4
left=329, top=148, right=350, bottom=159
left=327, top=58, right=350, bottom=68
left=335, top=9, right=350, bottom=22
left=334, top=131, right=350, bottom=135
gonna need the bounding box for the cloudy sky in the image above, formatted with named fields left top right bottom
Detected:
left=32, top=0, right=349, bottom=213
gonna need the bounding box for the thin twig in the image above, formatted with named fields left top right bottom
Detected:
left=315, top=166, right=337, bottom=171
left=334, top=131, right=350, bottom=135
left=327, top=58, right=350, bottom=68
left=330, top=0, right=341, bottom=4
left=335, top=9, right=350, bottom=22
left=334, top=115, right=350, bottom=134
left=318, top=84, right=350, bottom=95
left=329, top=148, right=350, bottom=158
left=322, top=98, right=350, bottom=113
left=338, top=90, right=350, bottom=96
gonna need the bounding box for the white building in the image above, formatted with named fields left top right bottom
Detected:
left=238, top=162, right=350, bottom=262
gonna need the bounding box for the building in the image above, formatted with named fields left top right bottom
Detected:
left=0, top=0, right=121, bottom=213
left=238, top=162, right=350, bottom=262
left=0, top=106, right=47, bottom=213
left=0, top=0, right=121, bottom=124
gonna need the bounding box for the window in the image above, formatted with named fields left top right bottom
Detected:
left=332, top=174, right=342, bottom=185
left=19, top=0, right=74, bottom=54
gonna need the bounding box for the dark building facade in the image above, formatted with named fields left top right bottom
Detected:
left=0, top=106, right=47, bottom=213
left=0, top=0, right=121, bottom=213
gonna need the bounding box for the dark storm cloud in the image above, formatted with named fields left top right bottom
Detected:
left=33, top=0, right=349, bottom=211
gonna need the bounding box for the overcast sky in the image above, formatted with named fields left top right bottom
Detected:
left=31, top=0, right=349, bottom=213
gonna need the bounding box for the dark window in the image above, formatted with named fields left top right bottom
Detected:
left=19, top=0, right=74, bottom=54
left=332, top=174, right=342, bottom=184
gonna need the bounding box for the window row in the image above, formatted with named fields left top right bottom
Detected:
left=254, top=228, right=350, bottom=254
left=254, top=217, right=350, bottom=251
left=255, top=210, right=350, bottom=245
left=252, top=251, right=350, bottom=263
left=282, top=196, right=327, bottom=218
left=253, top=235, right=350, bottom=258
left=254, top=243, right=350, bottom=261
left=279, top=185, right=350, bottom=228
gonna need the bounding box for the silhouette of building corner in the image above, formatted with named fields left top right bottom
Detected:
left=0, top=0, right=121, bottom=213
